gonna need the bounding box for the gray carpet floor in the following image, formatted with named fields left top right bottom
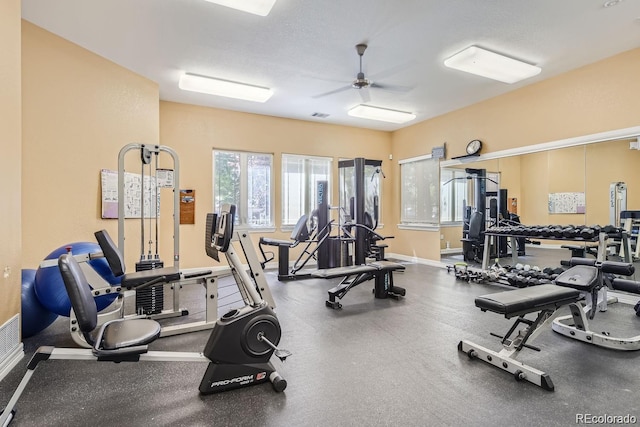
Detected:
left=2, top=262, right=640, bottom=426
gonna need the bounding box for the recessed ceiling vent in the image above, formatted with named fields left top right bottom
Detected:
left=311, top=112, right=330, bottom=118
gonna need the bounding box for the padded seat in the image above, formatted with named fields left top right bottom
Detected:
left=120, top=267, right=181, bottom=289
left=368, top=261, right=405, bottom=271
left=311, top=265, right=377, bottom=279
left=475, top=284, right=580, bottom=317
left=101, top=318, right=161, bottom=350
left=554, top=265, right=598, bottom=291
left=260, top=237, right=296, bottom=247
left=94, top=229, right=181, bottom=289
left=311, top=261, right=405, bottom=279
left=59, top=253, right=162, bottom=358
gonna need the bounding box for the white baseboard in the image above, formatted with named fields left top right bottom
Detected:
left=387, top=252, right=447, bottom=269
left=0, top=342, right=24, bottom=382
left=440, top=248, right=462, bottom=255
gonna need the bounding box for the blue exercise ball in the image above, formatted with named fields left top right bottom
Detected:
left=34, top=242, right=122, bottom=317
left=22, top=269, right=59, bottom=338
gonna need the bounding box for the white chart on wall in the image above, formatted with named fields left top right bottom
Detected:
left=548, top=192, right=586, bottom=214
left=100, top=169, right=161, bottom=219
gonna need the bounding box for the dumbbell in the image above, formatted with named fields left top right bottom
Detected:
left=550, top=226, right=564, bottom=238
left=580, top=227, right=595, bottom=240
left=562, top=226, right=578, bottom=238
left=539, top=227, right=552, bottom=237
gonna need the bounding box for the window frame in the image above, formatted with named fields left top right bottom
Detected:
left=281, top=153, right=333, bottom=228
left=398, top=154, right=440, bottom=230
left=212, top=148, right=274, bottom=230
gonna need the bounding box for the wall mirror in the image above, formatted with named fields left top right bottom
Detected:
left=438, top=126, right=640, bottom=265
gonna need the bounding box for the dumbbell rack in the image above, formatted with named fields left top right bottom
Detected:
left=481, top=229, right=631, bottom=270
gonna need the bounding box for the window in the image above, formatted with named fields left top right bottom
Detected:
left=339, top=160, right=384, bottom=226
left=399, top=155, right=439, bottom=226
left=213, top=149, right=273, bottom=228
left=440, top=168, right=468, bottom=223
left=440, top=168, right=501, bottom=223
left=281, top=154, right=332, bottom=226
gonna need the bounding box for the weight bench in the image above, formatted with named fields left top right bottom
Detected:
left=311, top=261, right=406, bottom=309
left=459, top=284, right=580, bottom=391
left=560, top=243, right=598, bottom=262
left=459, top=258, right=636, bottom=390
left=551, top=258, right=639, bottom=350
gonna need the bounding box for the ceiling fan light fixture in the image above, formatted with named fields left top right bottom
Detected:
left=351, top=78, right=371, bottom=89
left=348, top=104, right=416, bottom=124
left=179, top=73, right=273, bottom=102
left=203, top=0, right=276, bottom=16
left=444, top=46, right=541, bottom=84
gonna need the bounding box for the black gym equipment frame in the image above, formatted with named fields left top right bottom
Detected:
left=312, top=158, right=406, bottom=308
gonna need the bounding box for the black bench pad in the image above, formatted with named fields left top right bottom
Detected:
left=475, top=284, right=580, bottom=316
left=260, top=237, right=295, bottom=247
left=368, top=261, right=405, bottom=271
left=554, top=265, right=598, bottom=291
left=311, top=261, right=404, bottom=279
left=121, top=267, right=181, bottom=288
left=311, top=265, right=377, bottom=279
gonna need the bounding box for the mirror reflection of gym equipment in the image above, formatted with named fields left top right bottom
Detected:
left=442, top=167, right=527, bottom=264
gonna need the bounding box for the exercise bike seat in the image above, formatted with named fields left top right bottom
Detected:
left=94, top=229, right=181, bottom=289
left=59, top=253, right=161, bottom=358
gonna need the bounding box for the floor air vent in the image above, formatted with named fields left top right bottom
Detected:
left=0, top=314, right=20, bottom=363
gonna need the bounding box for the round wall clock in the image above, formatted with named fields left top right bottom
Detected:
left=466, top=139, right=482, bottom=155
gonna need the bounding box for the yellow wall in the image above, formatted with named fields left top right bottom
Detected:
left=20, top=21, right=391, bottom=272
left=0, top=0, right=22, bottom=325
left=391, top=47, right=640, bottom=261
left=498, top=155, right=521, bottom=209
left=159, top=101, right=392, bottom=268
left=585, top=139, right=640, bottom=225
left=18, top=22, right=640, bottom=270
left=21, top=21, right=160, bottom=268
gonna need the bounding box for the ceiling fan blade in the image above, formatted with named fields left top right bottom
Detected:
left=369, top=59, right=417, bottom=82
left=359, top=87, right=371, bottom=103
left=312, top=84, right=352, bottom=99
left=370, top=82, right=412, bottom=93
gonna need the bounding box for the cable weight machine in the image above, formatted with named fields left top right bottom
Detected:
left=118, top=143, right=180, bottom=315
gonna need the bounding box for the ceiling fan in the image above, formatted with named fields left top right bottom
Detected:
left=313, top=44, right=407, bottom=103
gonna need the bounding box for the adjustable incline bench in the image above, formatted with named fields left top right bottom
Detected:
left=311, top=261, right=406, bottom=309
left=459, top=257, right=635, bottom=390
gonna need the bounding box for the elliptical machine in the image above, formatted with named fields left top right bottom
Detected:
left=200, top=205, right=291, bottom=393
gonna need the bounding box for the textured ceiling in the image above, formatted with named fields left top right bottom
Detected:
left=21, top=0, right=640, bottom=131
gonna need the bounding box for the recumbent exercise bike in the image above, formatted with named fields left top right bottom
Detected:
left=0, top=205, right=290, bottom=426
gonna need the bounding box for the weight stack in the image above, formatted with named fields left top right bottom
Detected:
left=135, top=259, right=165, bottom=315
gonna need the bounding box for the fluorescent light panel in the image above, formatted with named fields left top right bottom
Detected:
left=348, top=105, right=416, bottom=124
left=179, top=73, right=273, bottom=103
left=203, top=0, right=276, bottom=16
left=444, top=46, right=541, bottom=84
